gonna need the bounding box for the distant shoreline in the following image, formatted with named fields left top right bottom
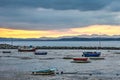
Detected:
left=0, top=44, right=120, bottom=50
left=0, top=37, right=120, bottom=41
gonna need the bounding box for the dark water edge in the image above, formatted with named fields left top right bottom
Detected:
left=0, top=44, right=120, bottom=50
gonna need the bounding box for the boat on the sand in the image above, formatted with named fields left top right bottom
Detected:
left=63, top=55, right=74, bottom=59
left=34, top=51, right=47, bottom=55
left=82, top=52, right=101, bottom=57
left=2, top=51, right=11, bottom=53
left=18, top=46, right=36, bottom=52
left=72, top=57, right=91, bottom=63
left=89, top=57, right=105, bottom=60
left=32, top=68, right=56, bottom=75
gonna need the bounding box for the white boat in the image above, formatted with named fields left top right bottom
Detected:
left=18, top=46, right=36, bottom=52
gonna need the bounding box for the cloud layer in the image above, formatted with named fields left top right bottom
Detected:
left=0, top=0, right=113, bottom=11
left=0, top=0, right=120, bottom=31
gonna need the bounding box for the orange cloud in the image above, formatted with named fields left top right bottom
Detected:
left=0, top=28, right=50, bottom=38
left=70, top=25, right=120, bottom=36
left=0, top=25, right=120, bottom=38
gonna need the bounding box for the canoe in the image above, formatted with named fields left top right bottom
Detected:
left=32, top=69, right=55, bottom=75
left=82, top=52, right=101, bottom=57
left=34, top=51, right=47, bottom=55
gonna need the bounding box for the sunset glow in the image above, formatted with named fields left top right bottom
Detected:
left=0, top=25, right=119, bottom=38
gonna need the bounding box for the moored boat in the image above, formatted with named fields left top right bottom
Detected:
left=63, top=55, right=74, bottom=59
left=73, top=57, right=88, bottom=61
left=18, top=46, right=36, bottom=52
left=82, top=52, right=101, bottom=57
left=32, top=68, right=55, bottom=75
left=72, top=57, right=91, bottom=63
left=113, top=52, right=120, bottom=54
left=89, top=57, right=105, bottom=60
left=2, top=51, right=11, bottom=53
left=34, top=51, right=47, bottom=55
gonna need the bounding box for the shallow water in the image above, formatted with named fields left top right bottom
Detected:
left=0, top=49, right=120, bottom=80
left=1, top=41, right=120, bottom=47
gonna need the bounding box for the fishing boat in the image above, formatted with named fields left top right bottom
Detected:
left=72, top=57, right=91, bottom=63
left=34, top=51, right=47, bottom=55
left=82, top=52, right=101, bottom=57
left=32, top=68, right=55, bottom=75
left=18, top=46, right=36, bottom=52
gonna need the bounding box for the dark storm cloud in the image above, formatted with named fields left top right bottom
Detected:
left=105, top=0, right=120, bottom=12
left=0, top=0, right=113, bottom=11
left=0, top=0, right=120, bottom=30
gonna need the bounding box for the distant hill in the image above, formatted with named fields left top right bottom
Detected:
left=0, top=37, right=120, bottom=41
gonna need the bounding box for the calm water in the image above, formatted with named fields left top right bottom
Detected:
left=0, top=41, right=120, bottom=47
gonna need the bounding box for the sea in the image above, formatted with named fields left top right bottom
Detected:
left=0, top=41, right=120, bottom=47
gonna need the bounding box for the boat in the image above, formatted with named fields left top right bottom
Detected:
left=18, top=46, right=36, bottom=52
left=73, top=57, right=88, bottom=61
left=63, top=55, right=74, bottom=59
left=34, top=51, right=47, bottom=55
left=113, top=52, right=120, bottom=54
left=32, top=68, right=55, bottom=75
left=72, top=57, right=91, bottom=63
left=2, top=51, right=11, bottom=53
left=89, top=57, right=105, bottom=60
left=82, top=52, right=101, bottom=57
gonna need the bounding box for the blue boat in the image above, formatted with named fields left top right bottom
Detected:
left=82, top=52, right=101, bottom=57
left=34, top=51, right=47, bottom=55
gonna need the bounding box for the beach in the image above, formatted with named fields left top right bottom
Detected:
left=0, top=49, right=120, bottom=80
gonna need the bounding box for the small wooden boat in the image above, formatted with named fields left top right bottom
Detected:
left=89, top=57, right=105, bottom=60
left=73, top=57, right=88, bottom=61
left=72, top=57, right=91, bottom=63
left=113, top=52, right=120, bottom=54
left=32, top=69, right=55, bottom=75
left=82, top=52, right=101, bottom=57
left=2, top=51, right=11, bottom=53
left=34, top=51, right=47, bottom=55
left=18, top=46, right=36, bottom=52
left=63, top=55, right=74, bottom=59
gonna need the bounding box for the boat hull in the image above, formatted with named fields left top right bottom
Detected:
left=72, top=57, right=90, bottom=63
left=73, top=58, right=88, bottom=61
left=18, top=49, right=36, bottom=52
left=89, top=57, right=105, bottom=60
left=32, top=69, right=55, bottom=75
left=82, top=52, right=101, bottom=57
left=32, top=71, right=54, bottom=75
left=71, top=60, right=91, bottom=63
left=2, top=51, right=11, bottom=53
left=34, top=52, right=47, bottom=55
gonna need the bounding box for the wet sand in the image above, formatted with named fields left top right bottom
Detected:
left=0, top=49, right=120, bottom=80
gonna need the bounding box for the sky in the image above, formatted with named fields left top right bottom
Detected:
left=0, top=0, right=120, bottom=38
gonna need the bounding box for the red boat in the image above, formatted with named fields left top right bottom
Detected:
left=73, top=57, right=88, bottom=61
left=72, top=57, right=90, bottom=63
